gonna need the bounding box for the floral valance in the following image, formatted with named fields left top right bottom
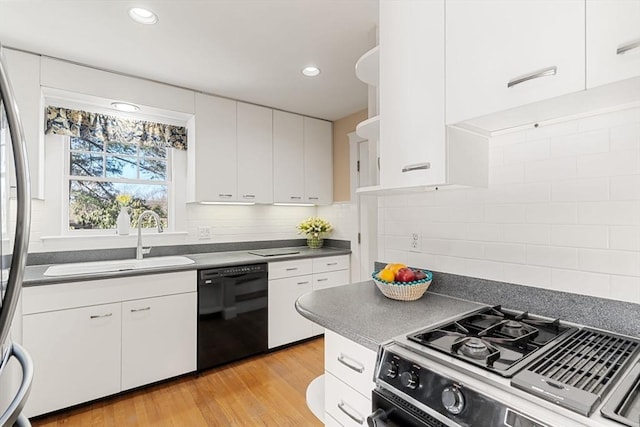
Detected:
left=45, top=106, right=187, bottom=150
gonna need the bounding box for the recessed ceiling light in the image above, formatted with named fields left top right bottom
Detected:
left=128, top=7, right=158, bottom=25
left=302, top=66, right=321, bottom=77
left=111, top=102, right=140, bottom=112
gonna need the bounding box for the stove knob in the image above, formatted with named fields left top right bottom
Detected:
left=381, top=361, right=398, bottom=378
left=399, top=371, right=419, bottom=389
left=441, top=386, right=465, bottom=415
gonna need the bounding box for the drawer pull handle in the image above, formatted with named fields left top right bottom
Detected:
left=308, top=197, right=319, bottom=200
left=327, top=262, right=338, bottom=266
left=507, top=65, right=557, bottom=88
left=337, top=353, right=364, bottom=373
left=337, top=400, right=364, bottom=425
left=617, top=40, right=640, bottom=55
left=285, top=267, right=298, bottom=271
left=317, top=278, right=329, bottom=282
left=290, top=196, right=302, bottom=200
left=131, top=307, right=151, bottom=313
left=218, top=193, right=233, bottom=198
left=90, top=313, right=113, bottom=319
left=297, top=281, right=309, bottom=285
left=242, top=194, right=255, bottom=198
left=402, top=162, right=430, bottom=173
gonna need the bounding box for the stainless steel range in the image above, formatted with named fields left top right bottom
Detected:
left=368, top=306, right=640, bottom=427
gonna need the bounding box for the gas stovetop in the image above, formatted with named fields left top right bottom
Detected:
left=406, top=305, right=576, bottom=377
left=375, top=305, right=640, bottom=427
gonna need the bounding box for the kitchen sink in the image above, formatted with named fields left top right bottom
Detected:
left=43, top=256, right=195, bottom=276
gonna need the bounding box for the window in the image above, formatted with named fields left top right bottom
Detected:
left=67, top=136, right=170, bottom=231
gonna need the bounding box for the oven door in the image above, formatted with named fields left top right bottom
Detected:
left=368, top=389, right=453, bottom=427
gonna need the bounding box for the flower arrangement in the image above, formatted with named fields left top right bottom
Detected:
left=297, top=216, right=333, bottom=248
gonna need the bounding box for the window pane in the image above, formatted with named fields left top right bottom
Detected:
left=105, top=155, right=138, bottom=179
left=106, top=140, right=137, bottom=155
left=70, top=137, right=102, bottom=152
left=139, top=159, right=166, bottom=181
left=139, top=142, right=166, bottom=158
left=70, top=153, right=103, bottom=177
left=69, top=180, right=168, bottom=230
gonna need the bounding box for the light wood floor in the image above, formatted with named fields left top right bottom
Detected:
left=31, top=338, right=324, bottom=427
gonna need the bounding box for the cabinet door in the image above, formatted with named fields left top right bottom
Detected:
left=273, top=110, right=305, bottom=203
left=190, top=94, right=237, bottom=202
left=268, top=276, right=314, bottom=348
left=23, top=303, right=122, bottom=417
left=587, top=0, right=640, bottom=88
left=121, top=292, right=197, bottom=390
left=325, top=372, right=371, bottom=427
left=303, top=117, right=333, bottom=205
left=379, top=0, right=447, bottom=188
left=237, top=102, right=273, bottom=204
left=446, top=0, right=585, bottom=124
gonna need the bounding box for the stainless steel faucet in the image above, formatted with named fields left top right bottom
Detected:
left=136, top=210, right=164, bottom=260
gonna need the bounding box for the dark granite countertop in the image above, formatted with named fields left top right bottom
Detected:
left=296, top=281, right=488, bottom=351
left=23, top=246, right=351, bottom=286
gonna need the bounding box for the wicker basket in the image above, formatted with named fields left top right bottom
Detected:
left=372, top=270, right=433, bottom=301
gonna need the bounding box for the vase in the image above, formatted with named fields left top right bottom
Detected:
left=116, top=207, right=131, bottom=235
left=307, top=235, right=324, bottom=249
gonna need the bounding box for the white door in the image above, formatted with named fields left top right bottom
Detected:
left=273, top=110, right=305, bottom=203
left=446, top=0, right=585, bottom=124
left=121, top=292, right=197, bottom=390
left=237, top=102, right=273, bottom=204
left=304, top=117, right=333, bottom=205
left=586, top=0, right=640, bottom=88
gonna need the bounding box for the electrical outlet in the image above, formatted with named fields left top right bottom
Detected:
left=198, top=226, right=211, bottom=240
left=409, top=232, right=421, bottom=252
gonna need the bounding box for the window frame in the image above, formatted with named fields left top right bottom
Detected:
left=63, top=135, right=174, bottom=235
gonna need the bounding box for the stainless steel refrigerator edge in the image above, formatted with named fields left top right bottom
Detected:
left=0, top=44, right=33, bottom=427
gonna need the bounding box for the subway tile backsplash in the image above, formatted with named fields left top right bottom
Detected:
left=379, top=107, right=640, bottom=304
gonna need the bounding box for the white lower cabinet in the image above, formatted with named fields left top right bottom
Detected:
left=268, top=255, right=350, bottom=348
left=324, top=330, right=377, bottom=427
left=23, top=302, right=122, bottom=417
left=21, top=271, right=197, bottom=417
left=121, top=292, right=197, bottom=390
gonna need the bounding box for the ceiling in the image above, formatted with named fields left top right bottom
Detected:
left=0, top=0, right=378, bottom=121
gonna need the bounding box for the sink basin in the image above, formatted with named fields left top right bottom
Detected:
left=43, top=256, right=195, bottom=277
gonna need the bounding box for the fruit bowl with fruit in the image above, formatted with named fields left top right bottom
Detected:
left=372, top=263, right=433, bottom=301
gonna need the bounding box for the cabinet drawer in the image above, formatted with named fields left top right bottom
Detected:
left=325, top=330, right=376, bottom=398
left=312, top=255, right=349, bottom=274
left=268, top=259, right=313, bottom=280
left=324, top=412, right=343, bottom=427
left=314, top=270, right=350, bottom=291
left=325, top=372, right=371, bottom=427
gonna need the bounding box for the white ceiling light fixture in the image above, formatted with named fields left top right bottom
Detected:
left=111, top=102, right=140, bottom=112
left=128, top=7, right=158, bottom=25
left=302, top=66, right=321, bottom=77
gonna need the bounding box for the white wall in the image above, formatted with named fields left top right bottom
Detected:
left=378, top=107, right=640, bottom=304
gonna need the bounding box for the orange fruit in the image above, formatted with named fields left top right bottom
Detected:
left=378, top=269, right=395, bottom=282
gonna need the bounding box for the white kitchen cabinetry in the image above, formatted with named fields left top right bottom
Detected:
left=324, top=330, right=376, bottom=426
left=304, top=117, right=333, bottom=205
left=268, top=255, right=349, bottom=348
left=272, top=113, right=333, bottom=205
left=446, top=0, right=585, bottom=125
left=1, top=48, right=44, bottom=199
left=23, top=303, right=122, bottom=416
left=237, top=102, right=273, bottom=204
left=121, top=292, right=197, bottom=390
left=586, top=0, right=640, bottom=89
left=376, top=0, right=488, bottom=191
left=21, top=271, right=197, bottom=417
left=273, top=110, right=305, bottom=203
left=189, top=93, right=237, bottom=202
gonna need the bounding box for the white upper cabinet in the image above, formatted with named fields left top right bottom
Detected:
left=273, top=110, right=305, bottom=203
left=303, top=117, right=333, bottom=205
left=586, top=0, right=640, bottom=89
left=237, top=102, right=273, bottom=204
left=446, top=0, right=586, bottom=125
left=189, top=93, right=237, bottom=202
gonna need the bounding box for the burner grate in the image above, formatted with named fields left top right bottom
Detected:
left=512, top=329, right=640, bottom=416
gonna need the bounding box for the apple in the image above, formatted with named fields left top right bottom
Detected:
left=413, top=269, right=427, bottom=280
left=395, top=267, right=416, bottom=282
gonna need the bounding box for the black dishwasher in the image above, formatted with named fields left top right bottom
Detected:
left=197, top=263, right=268, bottom=371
